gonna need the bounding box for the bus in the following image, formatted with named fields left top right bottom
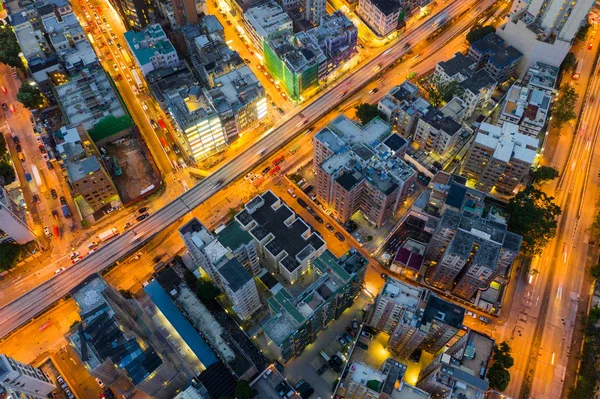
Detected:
left=289, top=144, right=300, bottom=154
left=120, top=48, right=132, bottom=66
left=572, top=60, right=582, bottom=80
left=131, top=69, right=143, bottom=89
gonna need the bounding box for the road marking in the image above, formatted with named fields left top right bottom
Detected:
left=557, top=286, right=562, bottom=301
left=551, top=352, right=555, bottom=365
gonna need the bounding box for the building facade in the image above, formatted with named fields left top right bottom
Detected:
left=110, top=0, right=153, bottom=30
left=499, top=84, right=551, bottom=137
left=0, top=186, right=36, bottom=244
left=125, top=24, right=180, bottom=76
left=377, top=80, right=430, bottom=137
left=243, top=2, right=293, bottom=51
left=468, top=32, right=522, bottom=82
left=356, top=0, right=401, bottom=37
left=413, top=108, right=462, bottom=155
left=215, top=258, right=262, bottom=319
left=0, top=354, right=55, bottom=399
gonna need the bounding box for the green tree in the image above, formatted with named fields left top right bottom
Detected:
left=506, top=185, right=562, bottom=256
left=532, top=166, right=559, bottom=184
left=16, top=84, right=46, bottom=110
left=0, top=162, right=16, bottom=185
left=196, top=277, right=221, bottom=308
left=235, top=380, right=253, bottom=399
left=466, top=25, right=496, bottom=44
left=551, top=84, right=578, bottom=129
left=591, top=213, right=600, bottom=243
left=0, top=26, right=25, bottom=71
left=575, top=23, right=591, bottom=42
left=0, top=243, right=25, bottom=271
left=561, top=52, right=576, bottom=72
left=590, top=263, right=600, bottom=279
left=119, top=289, right=134, bottom=299
left=0, top=133, right=7, bottom=159
left=355, top=103, right=381, bottom=125
left=421, top=74, right=464, bottom=107
left=493, top=342, right=514, bottom=369
left=488, top=362, right=511, bottom=391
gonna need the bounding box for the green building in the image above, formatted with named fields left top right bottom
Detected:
left=262, top=249, right=367, bottom=362
left=264, top=36, right=320, bottom=100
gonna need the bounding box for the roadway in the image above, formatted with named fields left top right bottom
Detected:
left=0, top=0, right=492, bottom=340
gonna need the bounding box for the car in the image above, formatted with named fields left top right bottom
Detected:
left=12, top=136, right=19, bottom=144
left=39, top=145, right=46, bottom=153
left=345, top=326, right=354, bottom=335
left=589, top=42, right=593, bottom=50
left=361, top=331, right=374, bottom=340
left=46, top=160, right=54, bottom=169
left=356, top=341, right=369, bottom=350
left=95, top=378, right=105, bottom=388
left=88, top=241, right=99, bottom=249
left=297, top=198, right=307, bottom=208
left=113, top=63, right=118, bottom=70
left=0, top=85, right=6, bottom=94
left=369, top=88, right=379, bottom=95
left=136, top=212, right=150, bottom=222
left=60, top=196, right=67, bottom=205
left=278, top=107, right=285, bottom=115
left=243, top=58, right=251, bottom=64
left=287, top=188, right=297, bottom=198
left=54, top=267, right=66, bottom=275
left=294, top=380, right=306, bottom=391
left=326, top=223, right=334, bottom=232
left=226, top=19, right=232, bottom=26
left=337, top=336, right=346, bottom=346
left=358, top=43, right=364, bottom=49
left=124, top=221, right=133, bottom=229
left=244, top=172, right=253, bottom=180
left=51, top=189, right=58, bottom=199
left=9, top=104, right=15, bottom=113
left=70, top=252, right=80, bottom=260
left=15, top=144, right=22, bottom=152
left=52, top=210, right=59, bottom=219
left=42, top=154, right=49, bottom=161
left=479, top=316, right=492, bottom=324
left=314, top=215, right=324, bottom=224
left=43, top=226, right=52, bottom=237
left=138, top=206, right=149, bottom=214
left=466, top=310, right=477, bottom=318
left=381, top=272, right=387, bottom=279
left=25, top=173, right=32, bottom=182
left=342, top=332, right=353, bottom=342
left=317, top=364, right=329, bottom=375
left=32, top=194, right=40, bottom=203
left=301, top=388, right=314, bottom=399
left=335, top=231, right=345, bottom=241
left=1, top=103, right=7, bottom=111
left=261, top=166, right=271, bottom=175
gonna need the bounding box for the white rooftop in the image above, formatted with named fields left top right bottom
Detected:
left=382, top=278, right=424, bottom=309
left=330, top=115, right=391, bottom=145
left=349, top=362, right=385, bottom=386
left=475, top=122, right=538, bottom=164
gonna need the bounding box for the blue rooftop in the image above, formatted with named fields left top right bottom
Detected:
left=144, top=280, right=218, bottom=368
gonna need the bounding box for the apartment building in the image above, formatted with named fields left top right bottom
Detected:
left=207, top=66, right=268, bottom=141
left=434, top=52, right=475, bottom=83
left=235, top=191, right=326, bottom=283
left=109, top=0, right=153, bottom=29
left=0, top=186, right=36, bottom=244
left=499, top=84, right=551, bottom=137
left=387, top=290, right=465, bottom=357
left=425, top=207, right=522, bottom=300
left=369, top=277, right=425, bottom=334
left=243, top=2, right=293, bottom=51
left=341, top=359, right=422, bottom=399
left=497, top=0, right=595, bottom=74
left=68, top=276, right=190, bottom=398
left=179, top=218, right=262, bottom=319
left=413, top=108, right=462, bottom=155
left=468, top=32, right=522, bottom=82
left=314, top=115, right=415, bottom=227
left=54, top=125, right=120, bottom=218
left=125, top=24, right=180, bottom=76
left=356, top=0, right=401, bottom=37
left=417, top=330, right=494, bottom=398
left=171, top=0, right=200, bottom=26
left=462, top=122, right=539, bottom=194
left=521, top=62, right=559, bottom=96
left=262, top=248, right=367, bottom=361
left=304, top=0, right=326, bottom=25
left=378, top=80, right=431, bottom=136
left=165, top=86, right=228, bottom=161
left=0, top=354, right=55, bottom=399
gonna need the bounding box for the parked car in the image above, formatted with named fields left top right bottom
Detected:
left=12, top=136, right=19, bottom=144
left=51, top=189, right=57, bottom=199
left=15, top=144, right=21, bottom=152
left=335, top=231, right=345, bottom=241
left=479, top=316, right=492, bottom=324
left=361, top=331, right=374, bottom=340
left=43, top=226, right=52, bottom=237
left=466, top=310, right=477, bottom=318
left=25, top=173, right=32, bottom=182
left=326, top=223, right=334, bottom=232
left=136, top=212, right=150, bottom=222
left=95, top=378, right=105, bottom=389
left=60, top=196, right=67, bottom=205
left=138, top=206, right=149, bottom=214
left=301, top=388, right=314, bottom=399
left=54, top=267, right=66, bottom=275
left=356, top=341, right=369, bottom=350
left=314, top=215, right=324, bottom=224
left=316, top=364, right=329, bottom=375
left=32, top=194, right=40, bottom=203
left=337, top=336, right=346, bottom=346
left=296, top=198, right=307, bottom=208
left=52, top=210, right=59, bottom=219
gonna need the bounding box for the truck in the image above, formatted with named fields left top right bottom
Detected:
left=432, top=12, right=448, bottom=29
left=61, top=204, right=72, bottom=218
left=572, top=60, right=582, bottom=80
left=98, top=227, right=119, bottom=242
left=31, top=165, right=42, bottom=188
left=131, top=69, right=143, bottom=89
left=157, top=119, right=167, bottom=131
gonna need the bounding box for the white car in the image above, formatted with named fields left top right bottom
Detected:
left=287, top=188, right=296, bottom=198
left=54, top=267, right=66, bottom=275
left=466, top=310, right=477, bottom=318
left=43, top=226, right=52, bottom=237
left=95, top=378, right=105, bottom=388
left=69, top=251, right=80, bottom=260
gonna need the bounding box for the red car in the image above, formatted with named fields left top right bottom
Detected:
left=589, top=42, right=593, bottom=50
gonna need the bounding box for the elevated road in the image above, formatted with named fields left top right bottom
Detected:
left=0, top=0, right=491, bottom=339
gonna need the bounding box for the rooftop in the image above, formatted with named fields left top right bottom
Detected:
left=475, top=122, right=538, bottom=164
left=244, top=1, right=292, bottom=39
left=368, top=0, right=401, bottom=15
left=165, top=86, right=219, bottom=128
left=421, top=108, right=462, bottom=136
left=124, top=24, right=177, bottom=66
left=210, top=66, right=265, bottom=113
left=380, top=278, right=425, bottom=309
left=438, top=52, right=474, bottom=78
left=65, top=156, right=101, bottom=181
left=471, top=32, right=522, bottom=67
left=460, top=68, right=496, bottom=94
left=525, top=62, right=559, bottom=92
left=420, top=294, right=464, bottom=330
left=217, top=258, right=252, bottom=292
left=216, top=222, right=254, bottom=251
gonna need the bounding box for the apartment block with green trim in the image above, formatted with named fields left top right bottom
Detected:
left=262, top=248, right=367, bottom=362
left=264, top=36, right=320, bottom=100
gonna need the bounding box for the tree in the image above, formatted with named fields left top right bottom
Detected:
left=0, top=243, right=24, bottom=271
left=0, top=162, right=15, bottom=184
left=591, top=213, right=600, bottom=243
left=16, top=84, right=46, bottom=110
left=506, top=185, right=562, bottom=256
left=235, top=380, right=253, bottom=399
left=196, top=277, right=221, bottom=308
left=0, top=133, right=6, bottom=159
left=119, top=289, right=134, bottom=299
left=355, top=103, right=381, bottom=125
left=420, top=74, right=464, bottom=107
left=0, top=27, right=25, bottom=71
left=575, top=23, right=591, bottom=42
left=466, top=25, right=496, bottom=44
left=561, top=52, right=576, bottom=72
left=551, top=84, right=578, bottom=129
left=533, top=166, right=559, bottom=184
left=591, top=263, right=600, bottom=279
left=493, top=342, right=514, bottom=369
left=488, top=362, right=511, bottom=391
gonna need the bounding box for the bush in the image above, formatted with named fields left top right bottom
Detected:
left=466, top=25, right=496, bottom=44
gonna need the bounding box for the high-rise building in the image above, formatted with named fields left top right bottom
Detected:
left=314, top=115, right=415, bottom=227
left=417, top=330, right=494, bottom=398
left=0, top=186, right=36, bottom=244
left=124, top=24, right=180, bottom=76
left=467, top=32, right=522, bottom=82
left=0, top=354, right=55, bottom=399
left=341, top=359, right=418, bottom=399
left=497, top=0, right=595, bottom=74
left=413, top=108, right=462, bottom=155
left=356, top=0, right=401, bottom=37
left=243, top=2, right=293, bottom=51
left=165, top=86, right=228, bottom=161
left=54, top=125, right=121, bottom=218
left=425, top=208, right=522, bottom=300
left=303, top=0, right=325, bottom=26
left=171, top=0, right=199, bottom=25
left=377, top=80, right=431, bottom=137
left=369, top=277, right=425, bottom=334
left=215, top=258, right=262, bottom=319
left=499, top=84, right=551, bottom=137
left=462, top=122, right=538, bottom=194
left=110, top=0, right=152, bottom=30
